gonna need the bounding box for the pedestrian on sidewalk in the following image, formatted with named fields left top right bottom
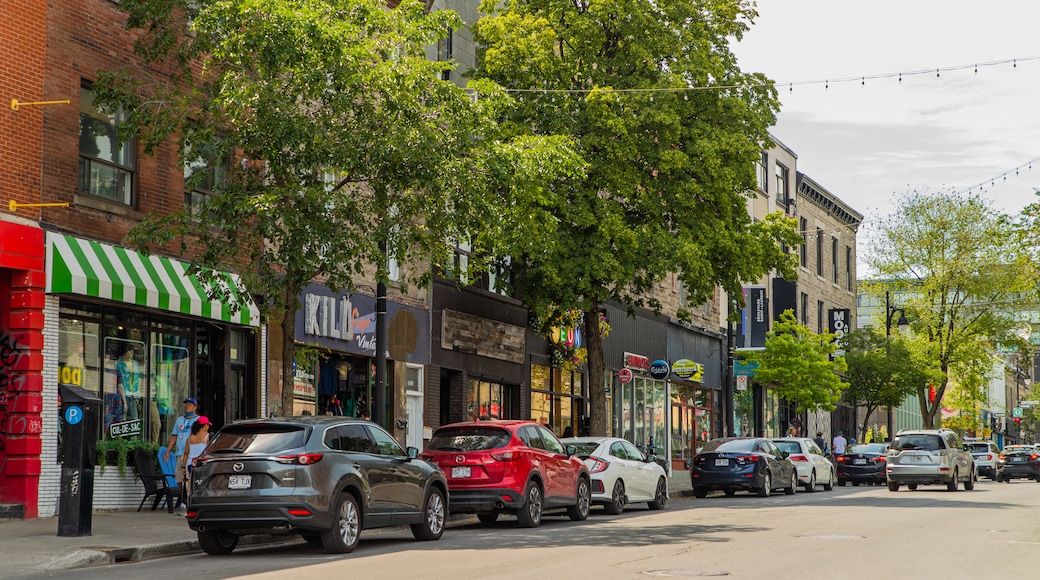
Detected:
left=181, top=416, right=211, bottom=504
left=813, top=431, right=826, bottom=452
left=163, top=398, right=200, bottom=508
left=832, top=430, right=848, bottom=456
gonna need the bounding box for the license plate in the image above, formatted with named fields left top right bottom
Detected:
left=1012, top=457, right=1025, bottom=463
left=228, top=475, right=251, bottom=489
left=451, top=466, right=471, bottom=478
left=904, top=456, right=925, bottom=463
left=854, top=459, right=866, bottom=465
left=715, top=458, right=729, bottom=467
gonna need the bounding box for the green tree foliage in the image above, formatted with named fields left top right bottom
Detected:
left=471, top=0, right=800, bottom=435
left=743, top=311, right=848, bottom=413
left=93, top=0, right=583, bottom=417
left=869, top=191, right=1037, bottom=428
left=842, top=327, right=929, bottom=441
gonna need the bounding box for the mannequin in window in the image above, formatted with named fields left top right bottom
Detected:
left=117, top=347, right=141, bottom=421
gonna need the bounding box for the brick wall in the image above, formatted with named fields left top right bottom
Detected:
left=0, top=0, right=47, bottom=223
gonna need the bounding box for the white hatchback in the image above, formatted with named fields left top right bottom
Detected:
left=562, top=436, right=668, bottom=514
left=770, top=437, right=836, bottom=492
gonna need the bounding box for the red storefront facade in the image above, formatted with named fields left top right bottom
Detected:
left=0, top=222, right=46, bottom=519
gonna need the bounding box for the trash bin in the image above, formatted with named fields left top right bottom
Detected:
left=57, top=384, right=102, bottom=537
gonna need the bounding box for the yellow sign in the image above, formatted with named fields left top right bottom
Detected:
left=671, top=359, right=704, bottom=382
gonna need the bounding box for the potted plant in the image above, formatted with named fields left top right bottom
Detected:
left=95, top=437, right=159, bottom=478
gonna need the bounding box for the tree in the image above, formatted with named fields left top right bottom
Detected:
left=741, top=311, right=848, bottom=413
left=842, top=327, right=929, bottom=441
left=470, top=0, right=800, bottom=436
left=869, top=191, right=1037, bottom=428
left=95, top=0, right=582, bottom=418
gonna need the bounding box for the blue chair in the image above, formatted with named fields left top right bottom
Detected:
left=132, top=447, right=181, bottom=513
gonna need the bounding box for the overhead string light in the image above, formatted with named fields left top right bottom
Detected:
left=954, top=154, right=1040, bottom=196
left=499, top=54, right=1040, bottom=95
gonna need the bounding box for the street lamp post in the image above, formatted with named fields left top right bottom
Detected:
left=885, top=291, right=909, bottom=440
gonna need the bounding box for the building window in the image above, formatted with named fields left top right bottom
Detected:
left=817, top=300, right=824, bottom=334
left=437, top=28, right=453, bottom=82
left=487, top=256, right=512, bottom=296
left=800, top=292, right=809, bottom=325
left=531, top=364, right=584, bottom=436
left=469, top=378, right=510, bottom=420
left=831, top=237, right=839, bottom=284
left=799, top=218, right=807, bottom=267
left=775, top=163, right=789, bottom=206
left=845, top=246, right=853, bottom=290
left=446, top=238, right=471, bottom=284
left=756, top=152, right=768, bottom=193
left=79, top=85, right=134, bottom=205
left=184, top=143, right=229, bottom=211
left=816, top=229, right=823, bottom=276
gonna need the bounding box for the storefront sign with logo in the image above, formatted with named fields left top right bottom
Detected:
left=671, top=359, right=704, bottom=382
left=649, top=359, right=670, bottom=380
left=618, top=368, right=634, bottom=383
left=110, top=419, right=142, bottom=438
left=624, top=352, right=651, bottom=370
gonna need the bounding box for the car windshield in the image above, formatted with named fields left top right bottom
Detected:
left=207, top=424, right=307, bottom=454
left=847, top=443, right=888, bottom=454
left=427, top=427, right=511, bottom=451
left=892, top=434, right=942, bottom=451
left=968, top=443, right=991, bottom=453
left=773, top=441, right=801, bottom=454
left=701, top=439, right=757, bottom=453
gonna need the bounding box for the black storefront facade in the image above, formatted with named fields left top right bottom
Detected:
left=294, top=283, right=430, bottom=449
left=431, top=279, right=528, bottom=432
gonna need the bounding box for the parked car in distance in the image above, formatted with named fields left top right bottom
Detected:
left=770, top=437, right=835, bottom=492
left=836, top=443, right=889, bottom=486
left=690, top=437, right=798, bottom=498
left=964, top=439, right=1001, bottom=480
left=563, top=436, right=668, bottom=514
left=885, top=429, right=976, bottom=492
left=422, top=420, right=591, bottom=528
left=996, top=444, right=1040, bottom=482
left=186, top=416, right=448, bottom=555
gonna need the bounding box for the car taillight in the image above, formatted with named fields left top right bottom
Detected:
left=876, top=456, right=886, bottom=462
left=589, top=456, right=610, bottom=473
left=734, top=455, right=759, bottom=464
left=275, top=453, right=324, bottom=465
left=789, top=455, right=809, bottom=462
left=999, top=454, right=1006, bottom=461
left=987, top=454, right=993, bottom=460
left=185, top=510, right=198, bottom=518
left=1031, top=454, right=1039, bottom=461
left=490, top=450, right=520, bottom=461
left=836, top=456, right=846, bottom=463
left=287, top=508, right=313, bottom=516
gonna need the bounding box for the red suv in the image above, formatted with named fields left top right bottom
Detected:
left=422, top=420, right=591, bottom=528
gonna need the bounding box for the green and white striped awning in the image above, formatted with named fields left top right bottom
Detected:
left=46, top=232, right=260, bottom=327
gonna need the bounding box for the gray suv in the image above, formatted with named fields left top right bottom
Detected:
left=886, top=428, right=976, bottom=492
left=186, top=416, right=448, bottom=555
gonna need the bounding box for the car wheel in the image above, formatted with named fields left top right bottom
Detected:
left=604, top=479, right=625, bottom=515
left=411, top=488, right=446, bottom=541
left=946, top=469, right=959, bottom=492
left=805, top=470, right=816, bottom=493
left=693, top=487, right=708, bottom=499
left=887, top=481, right=900, bottom=492
left=723, top=489, right=736, bottom=497
left=822, top=468, right=835, bottom=491
left=648, top=477, right=668, bottom=510
left=757, top=472, right=772, bottom=497
left=784, top=471, right=797, bottom=495
left=321, top=492, right=361, bottom=554
left=964, top=468, right=976, bottom=491
left=198, top=530, right=238, bottom=555
left=907, top=484, right=918, bottom=490
left=477, top=512, right=499, bottom=525
left=516, top=481, right=543, bottom=528
left=567, top=477, right=591, bottom=521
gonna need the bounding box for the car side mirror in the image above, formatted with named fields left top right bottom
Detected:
left=406, top=446, right=419, bottom=460
left=646, top=455, right=657, bottom=464
left=565, top=444, right=577, bottom=457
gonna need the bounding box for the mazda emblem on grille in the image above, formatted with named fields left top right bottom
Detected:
left=456, top=455, right=465, bottom=464
left=233, top=462, right=245, bottom=472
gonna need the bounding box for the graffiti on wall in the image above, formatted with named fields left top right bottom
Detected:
left=0, top=332, right=27, bottom=451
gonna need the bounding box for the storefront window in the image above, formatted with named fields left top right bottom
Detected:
left=103, top=334, right=146, bottom=440
left=734, top=387, right=754, bottom=437
left=468, top=379, right=509, bottom=420
left=616, top=375, right=666, bottom=455
left=529, top=364, right=584, bottom=436
left=293, top=361, right=317, bottom=415
left=151, top=333, right=190, bottom=446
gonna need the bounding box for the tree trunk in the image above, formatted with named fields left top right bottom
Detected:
left=585, top=302, right=607, bottom=437
left=280, top=288, right=298, bottom=417
left=860, top=406, right=877, bottom=442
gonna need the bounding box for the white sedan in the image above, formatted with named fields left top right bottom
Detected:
left=562, top=436, right=668, bottom=514
left=770, top=437, right=836, bottom=492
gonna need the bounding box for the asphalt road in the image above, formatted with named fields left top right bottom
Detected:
left=19, top=479, right=1040, bottom=579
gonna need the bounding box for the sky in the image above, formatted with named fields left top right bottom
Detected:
left=732, top=1, right=1040, bottom=244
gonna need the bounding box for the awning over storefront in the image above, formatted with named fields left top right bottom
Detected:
left=45, top=232, right=260, bottom=327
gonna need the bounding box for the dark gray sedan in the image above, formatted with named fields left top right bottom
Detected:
left=186, top=416, right=448, bottom=555
left=690, top=437, right=798, bottom=498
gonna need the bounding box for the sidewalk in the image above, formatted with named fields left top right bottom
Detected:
left=1, top=473, right=696, bottom=576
